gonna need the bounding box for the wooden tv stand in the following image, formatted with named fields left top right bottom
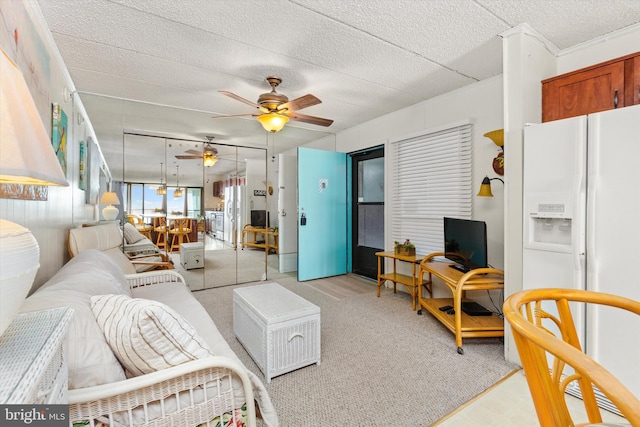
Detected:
left=417, top=252, right=504, bottom=354
left=241, top=225, right=278, bottom=254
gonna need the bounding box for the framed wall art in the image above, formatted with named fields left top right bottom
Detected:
left=51, top=102, right=68, bottom=176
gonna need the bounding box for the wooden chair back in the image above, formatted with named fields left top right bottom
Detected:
left=171, top=218, right=191, bottom=232
left=503, top=288, right=640, bottom=426
left=153, top=216, right=166, bottom=229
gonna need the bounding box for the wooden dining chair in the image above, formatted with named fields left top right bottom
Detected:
left=503, top=288, right=640, bottom=426
left=127, top=214, right=153, bottom=240
left=153, top=216, right=167, bottom=250
left=168, top=218, right=191, bottom=252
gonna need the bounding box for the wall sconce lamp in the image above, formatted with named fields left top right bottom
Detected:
left=0, top=47, right=69, bottom=336
left=100, top=191, right=120, bottom=220
left=477, top=176, right=504, bottom=197
left=257, top=112, right=289, bottom=133
left=484, top=129, right=504, bottom=176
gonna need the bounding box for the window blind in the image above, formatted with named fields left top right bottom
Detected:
left=390, top=122, right=473, bottom=255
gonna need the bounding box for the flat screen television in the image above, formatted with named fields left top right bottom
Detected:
left=443, top=217, right=488, bottom=272
left=250, top=210, right=268, bottom=227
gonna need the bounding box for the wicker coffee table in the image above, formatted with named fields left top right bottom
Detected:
left=233, top=283, right=321, bottom=382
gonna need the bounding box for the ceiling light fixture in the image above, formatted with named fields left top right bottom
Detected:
left=157, top=162, right=166, bottom=195
left=203, top=150, right=217, bottom=167
left=257, top=112, right=289, bottom=133
left=173, top=165, right=183, bottom=198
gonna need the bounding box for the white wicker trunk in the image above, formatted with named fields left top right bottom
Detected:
left=233, top=283, right=321, bottom=383
left=180, top=242, right=204, bottom=270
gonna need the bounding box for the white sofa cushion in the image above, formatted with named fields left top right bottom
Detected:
left=123, top=222, right=146, bottom=244
left=91, top=294, right=213, bottom=377
left=19, top=250, right=129, bottom=389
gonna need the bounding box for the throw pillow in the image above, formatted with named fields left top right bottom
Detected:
left=123, top=222, right=146, bottom=244
left=90, top=294, right=213, bottom=376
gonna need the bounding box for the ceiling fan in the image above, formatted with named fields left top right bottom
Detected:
left=215, top=76, right=334, bottom=132
left=175, top=136, right=219, bottom=167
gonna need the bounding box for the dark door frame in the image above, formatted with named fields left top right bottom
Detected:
left=350, top=146, right=384, bottom=279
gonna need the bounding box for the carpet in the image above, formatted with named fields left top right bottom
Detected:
left=170, top=248, right=294, bottom=291
left=192, top=276, right=516, bottom=427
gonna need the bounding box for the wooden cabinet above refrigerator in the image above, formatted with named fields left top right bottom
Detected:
left=542, top=51, right=640, bottom=122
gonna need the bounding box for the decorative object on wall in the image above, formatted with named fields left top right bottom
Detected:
left=100, top=191, right=120, bottom=221
left=79, top=140, right=87, bottom=190
left=483, top=129, right=504, bottom=176
left=477, top=176, right=504, bottom=197
left=0, top=48, right=68, bottom=336
left=85, top=137, right=100, bottom=204
left=51, top=102, right=68, bottom=176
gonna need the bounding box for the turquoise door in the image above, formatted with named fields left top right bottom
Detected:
left=297, top=147, right=348, bottom=281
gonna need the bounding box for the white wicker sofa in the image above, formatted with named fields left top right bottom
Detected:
left=18, top=249, right=278, bottom=427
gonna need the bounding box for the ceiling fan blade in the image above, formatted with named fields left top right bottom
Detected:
left=219, top=90, right=259, bottom=108
left=211, top=113, right=260, bottom=119
left=185, top=149, right=203, bottom=156
left=286, top=111, right=334, bottom=127
left=175, top=155, right=202, bottom=159
left=278, top=94, right=321, bottom=112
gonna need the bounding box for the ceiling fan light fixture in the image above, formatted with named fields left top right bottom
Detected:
left=203, top=151, right=217, bottom=167
left=257, top=112, right=289, bottom=133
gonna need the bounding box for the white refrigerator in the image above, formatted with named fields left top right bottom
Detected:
left=223, top=185, right=246, bottom=248
left=523, top=104, right=640, bottom=408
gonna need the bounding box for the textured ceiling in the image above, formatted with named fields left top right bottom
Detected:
left=35, top=0, right=640, bottom=185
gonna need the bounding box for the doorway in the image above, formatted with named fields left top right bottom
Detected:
left=351, top=147, right=384, bottom=279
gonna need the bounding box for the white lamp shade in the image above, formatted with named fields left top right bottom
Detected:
left=0, top=48, right=68, bottom=186
left=0, top=220, right=40, bottom=336
left=100, top=191, right=120, bottom=205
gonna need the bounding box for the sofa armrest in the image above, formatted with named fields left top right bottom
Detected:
left=68, top=356, right=257, bottom=427
left=125, top=270, right=186, bottom=290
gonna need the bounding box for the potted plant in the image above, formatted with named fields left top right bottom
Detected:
left=394, top=239, right=416, bottom=256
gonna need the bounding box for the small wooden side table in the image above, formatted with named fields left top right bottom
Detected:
left=375, top=251, right=430, bottom=310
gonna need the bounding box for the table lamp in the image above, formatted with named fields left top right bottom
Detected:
left=0, top=47, right=68, bottom=336
left=100, top=191, right=120, bottom=221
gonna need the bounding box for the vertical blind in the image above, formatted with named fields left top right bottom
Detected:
left=390, top=121, right=473, bottom=255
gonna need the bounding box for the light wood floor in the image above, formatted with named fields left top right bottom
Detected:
left=293, top=273, right=377, bottom=300
left=432, top=370, right=627, bottom=426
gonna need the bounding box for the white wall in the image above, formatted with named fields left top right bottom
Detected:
left=0, top=1, right=106, bottom=290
